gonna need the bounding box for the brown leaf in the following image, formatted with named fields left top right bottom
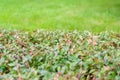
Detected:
left=5, top=44, right=11, bottom=48
left=111, top=42, right=117, bottom=48
left=76, top=73, right=81, bottom=80
left=94, top=58, right=99, bottom=63
left=69, top=48, right=74, bottom=54
left=0, top=72, right=4, bottom=75
left=54, top=73, right=61, bottom=80
left=104, top=66, right=110, bottom=71
left=5, top=78, right=9, bottom=80
left=0, top=32, right=4, bottom=37
left=110, top=67, right=115, bottom=71
left=17, top=77, right=23, bottom=80
left=92, top=75, right=97, bottom=80
left=118, top=64, right=120, bottom=67
left=57, top=44, right=62, bottom=50
left=87, top=39, right=92, bottom=44
left=0, top=53, right=3, bottom=58
left=92, top=36, right=98, bottom=46
left=116, top=34, right=120, bottom=38
left=63, top=74, right=71, bottom=80
left=87, top=36, right=98, bottom=46
left=10, top=31, right=15, bottom=36
left=16, top=40, right=26, bottom=48
left=67, top=40, right=72, bottom=45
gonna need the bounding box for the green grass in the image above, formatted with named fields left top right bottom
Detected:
left=0, top=0, right=120, bottom=32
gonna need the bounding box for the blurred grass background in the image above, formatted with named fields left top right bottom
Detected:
left=0, top=0, right=120, bottom=32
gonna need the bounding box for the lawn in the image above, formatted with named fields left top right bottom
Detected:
left=0, top=0, right=120, bottom=32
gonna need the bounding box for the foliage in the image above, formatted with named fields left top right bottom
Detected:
left=0, top=30, right=120, bottom=80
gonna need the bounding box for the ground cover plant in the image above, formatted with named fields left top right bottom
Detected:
left=0, top=30, right=120, bottom=80
left=0, top=0, right=120, bottom=32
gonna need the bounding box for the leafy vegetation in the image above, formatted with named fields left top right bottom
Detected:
left=0, top=30, right=120, bottom=80
left=0, top=0, right=120, bottom=32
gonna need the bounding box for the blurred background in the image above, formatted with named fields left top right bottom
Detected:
left=0, top=0, right=120, bottom=32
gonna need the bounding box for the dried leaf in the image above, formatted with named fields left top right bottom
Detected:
left=54, top=73, right=61, bottom=80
